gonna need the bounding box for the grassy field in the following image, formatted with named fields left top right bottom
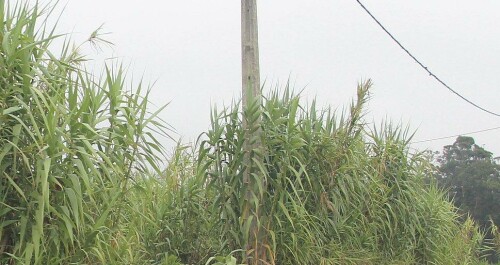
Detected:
left=0, top=1, right=498, bottom=264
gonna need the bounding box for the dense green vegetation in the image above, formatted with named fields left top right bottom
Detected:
left=436, top=136, right=500, bottom=263
left=0, top=1, right=498, bottom=264
left=436, top=136, right=500, bottom=228
left=0, top=1, right=171, bottom=263
left=197, top=84, right=488, bottom=264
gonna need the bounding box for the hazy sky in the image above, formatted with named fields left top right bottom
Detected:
left=37, top=0, right=500, bottom=155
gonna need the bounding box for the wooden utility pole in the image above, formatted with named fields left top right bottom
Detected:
left=241, top=0, right=260, bottom=104
left=241, top=0, right=266, bottom=264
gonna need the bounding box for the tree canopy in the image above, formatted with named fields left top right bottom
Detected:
left=436, top=136, right=500, bottom=263
left=436, top=136, right=500, bottom=227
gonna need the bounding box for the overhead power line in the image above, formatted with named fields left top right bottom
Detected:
left=412, top=126, right=500, bottom=144
left=355, top=0, right=500, bottom=117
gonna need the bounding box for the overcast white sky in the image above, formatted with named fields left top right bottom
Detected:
left=35, top=0, right=500, bottom=156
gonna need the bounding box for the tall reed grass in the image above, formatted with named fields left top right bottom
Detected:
left=198, top=82, right=488, bottom=264
left=0, top=1, right=170, bottom=263
left=1, top=1, right=496, bottom=264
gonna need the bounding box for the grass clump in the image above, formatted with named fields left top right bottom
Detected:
left=0, top=1, right=170, bottom=264
left=198, top=82, right=487, bottom=264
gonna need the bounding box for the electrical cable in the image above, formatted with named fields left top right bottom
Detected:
left=355, top=0, right=500, bottom=117
left=412, top=126, right=500, bottom=143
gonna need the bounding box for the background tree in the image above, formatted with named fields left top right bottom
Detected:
left=436, top=136, right=500, bottom=262
left=436, top=136, right=500, bottom=226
